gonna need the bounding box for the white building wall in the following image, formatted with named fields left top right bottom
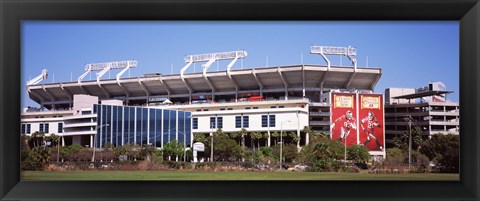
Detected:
left=193, top=109, right=308, bottom=133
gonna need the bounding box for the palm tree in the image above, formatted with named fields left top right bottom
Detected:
left=228, top=132, right=240, bottom=145
left=262, top=132, right=269, bottom=147
left=239, top=128, right=248, bottom=148
left=271, top=131, right=280, bottom=145
left=32, top=131, right=45, bottom=148
left=49, top=133, right=60, bottom=162
left=289, top=131, right=300, bottom=144
left=251, top=132, right=262, bottom=151
left=302, top=126, right=312, bottom=139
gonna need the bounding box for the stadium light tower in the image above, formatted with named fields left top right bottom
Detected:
left=310, top=46, right=357, bottom=69
left=27, top=69, right=48, bottom=85
left=180, top=50, right=247, bottom=102
left=78, top=60, right=137, bottom=84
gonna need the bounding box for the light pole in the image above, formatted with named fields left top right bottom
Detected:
left=344, top=136, right=347, bottom=166
left=279, top=120, right=291, bottom=170
left=408, top=116, right=412, bottom=171
left=404, top=115, right=412, bottom=171
left=210, top=122, right=214, bottom=162
left=92, top=123, right=109, bottom=162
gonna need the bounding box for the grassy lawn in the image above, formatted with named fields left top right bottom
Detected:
left=22, top=170, right=459, bottom=181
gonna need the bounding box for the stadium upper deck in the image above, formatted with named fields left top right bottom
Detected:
left=27, top=64, right=382, bottom=109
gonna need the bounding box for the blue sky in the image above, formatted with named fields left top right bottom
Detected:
left=22, top=21, right=459, bottom=107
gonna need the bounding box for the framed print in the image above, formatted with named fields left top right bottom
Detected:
left=1, top=0, right=479, bottom=201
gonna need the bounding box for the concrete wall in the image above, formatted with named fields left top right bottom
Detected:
left=101, top=99, right=123, bottom=106
left=72, top=94, right=98, bottom=113
left=193, top=109, right=308, bottom=133
left=385, top=88, right=415, bottom=104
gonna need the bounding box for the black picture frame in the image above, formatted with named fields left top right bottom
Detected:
left=1, top=0, right=478, bottom=200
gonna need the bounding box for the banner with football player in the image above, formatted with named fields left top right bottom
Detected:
left=331, top=93, right=358, bottom=147
left=358, top=94, right=385, bottom=151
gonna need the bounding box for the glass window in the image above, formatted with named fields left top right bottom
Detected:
left=196, top=109, right=201, bottom=112
left=116, top=106, right=123, bottom=147
left=57, top=123, right=63, bottom=133
left=149, top=108, right=156, bottom=146
left=279, top=106, right=285, bottom=108
left=245, top=107, right=250, bottom=110
left=123, top=107, right=130, bottom=145
left=235, top=116, right=242, bottom=128
left=271, top=106, right=277, bottom=108
left=169, top=110, right=176, bottom=144
left=210, top=117, right=216, bottom=129
left=269, top=115, right=276, bottom=127
left=262, top=115, right=268, bottom=127
left=253, top=107, right=258, bottom=109
left=44, top=123, right=49, bottom=133
left=112, top=106, right=118, bottom=147
left=192, top=118, right=198, bottom=129
left=203, top=109, right=209, bottom=111
left=142, top=108, right=148, bottom=146
left=21, top=124, right=26, bottom=134
left=129, top=107, right=135, bottom=145
left=163, top=110, right=170, bottom=144
left=136, top=107, right=142, bottom=145
left=39, top=123, right=44, bottom=133
left=243, top=116, right=249, bottom=128
left=82, top=111, right=91, bottom=115
left=27, top=124, right=31, bottom=134
left=155, top=110, right=162, bottom=147
left=217, top=116, right=223, bottom=129
left=227, top=108, right=233, bottom=110
left=105, top=105, right=112, bottom=146
left=220, top=108, right=225, bottom=111
left=178, top=111, right=185, bottom=145
left=185, top=112, right=192, bottom=147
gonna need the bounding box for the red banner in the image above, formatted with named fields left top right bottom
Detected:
left=358, top=94, right=385, bottom=151
left=331, top=93, right=358, bottom=146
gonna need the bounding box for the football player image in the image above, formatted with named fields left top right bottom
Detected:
left=360, top=111, right=383, bottom=150
left=331, top=110, right=357, bottom=143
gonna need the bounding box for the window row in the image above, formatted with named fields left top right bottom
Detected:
left=191, top=115, right=277, bottom=130
left=21, top=123, right=63, bottom=134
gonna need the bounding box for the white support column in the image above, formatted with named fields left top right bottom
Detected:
left=61, top=136, right=65, bottom=147
left=252, top=69, right=264, bottom=96
left=202, top=58, right=217, bottom=100
left=277, top=67, right=289, bottom=100
left=138, top=78, right=151, bottom=97
left=90, top=135, right=94, bottom=148
left=158, top=77, right=171, bottom=99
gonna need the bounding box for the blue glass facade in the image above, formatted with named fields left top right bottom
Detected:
left=93, top=104, right=192, bottom=148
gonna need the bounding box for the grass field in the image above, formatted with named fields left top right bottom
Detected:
left=22, top=171, right=459, bottom=181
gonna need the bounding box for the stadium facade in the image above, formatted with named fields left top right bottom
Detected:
left=26, top=46, right=455, bottom=159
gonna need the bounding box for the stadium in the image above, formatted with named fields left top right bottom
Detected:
left=20, top=45, right=459, bottom=159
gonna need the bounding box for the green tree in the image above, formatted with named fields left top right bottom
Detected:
left=392, top=126, right=424, bottom=150
left=347, top=145, right=370, bottom=165
left=31, top=131, right=45, bottom=148
left=420, top=134, right=459, bottom=172
left=288, top=131, right=300, bottom=144
left=194, top=133, right=207, bottom=144
left=239, top=128, right=248, bottom=148
left=22, top=147, right=50, bottom=170
left=48, top=133, right=60, bottom=162
left=384, top=147, right=405, bottom=169
left=271, top=131, right=280, bottom=145
left=296, top=137, right=345, bottom=172
left=251, top=132, right=263, bottom=151
left=205, top=132, right=242, bottom=161
left=162, top=140, right=184, bottom=161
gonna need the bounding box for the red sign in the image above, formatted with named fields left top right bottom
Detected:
left=358, top=94, right=385, bottom=151
left=331, top=93, right=358, bottom=146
